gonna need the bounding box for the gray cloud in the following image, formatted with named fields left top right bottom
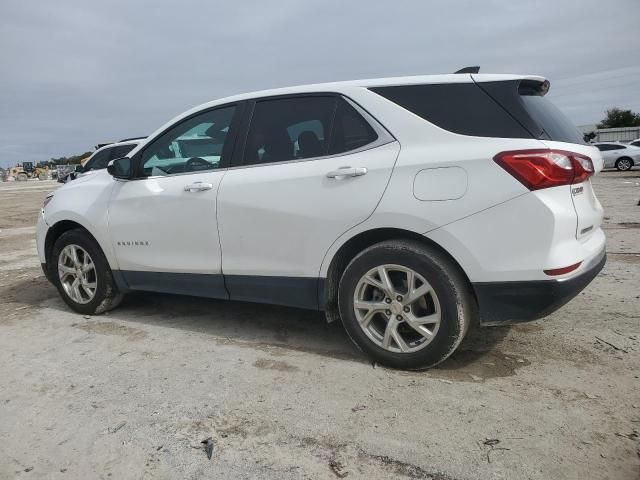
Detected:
left=1, top=0, right=639, bottom=167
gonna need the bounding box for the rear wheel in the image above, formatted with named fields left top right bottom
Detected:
left=338, top=240, right=474, bottom=370
left=51, top=229, right=123, bottom=315
left=38, top=172, right=47, bottom=180
left=615, top=157, right=633, bottom=171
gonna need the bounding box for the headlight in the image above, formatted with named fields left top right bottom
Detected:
left=42, top=193, right=54, bottom=209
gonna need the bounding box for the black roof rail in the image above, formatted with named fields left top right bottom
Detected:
left=119, top=136, right=147, bottom=142
left=454, top=66, right=480, bottom=74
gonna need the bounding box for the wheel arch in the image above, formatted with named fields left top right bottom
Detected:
left=616, top=156, right=634, bottom=167
left=45, top=220, right=103, bottom=269
left=321, top=227, right=473, bottom=322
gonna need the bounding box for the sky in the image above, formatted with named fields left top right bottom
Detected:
left=1, top=0, right=639, bottom=168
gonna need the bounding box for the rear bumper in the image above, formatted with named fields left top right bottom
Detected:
left=473, top=248, right=606, bottom=326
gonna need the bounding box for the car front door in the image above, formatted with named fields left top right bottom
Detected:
left=216, top=94, right=399, bottom=308
left=107, top=103, right=242, bottom=297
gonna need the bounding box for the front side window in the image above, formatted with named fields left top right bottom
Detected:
left=140, top=105, right=237, bottom=177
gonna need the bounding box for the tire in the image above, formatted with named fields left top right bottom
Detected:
left=615, top=157, right=633, bottom=171
left=16, top=173, right=28, bottom=181
left=38, top=172, right=47, bottom=180
left=50, top=229, right=123, bottom=315
left=338, top=240, right=475, bottom=370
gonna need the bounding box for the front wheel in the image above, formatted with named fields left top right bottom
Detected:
left=51, top=229, right=123, bottom=315
left=615, top=157, right=633, bottom=171
left=338, top=240, right=475, bottom=370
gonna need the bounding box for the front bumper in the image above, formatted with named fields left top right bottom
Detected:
left=473, top=248, right=606, bottom=326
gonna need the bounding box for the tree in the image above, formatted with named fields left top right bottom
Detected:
left=597, top=108, right=640, bottom=129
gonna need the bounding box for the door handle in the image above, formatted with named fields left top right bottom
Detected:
left=326, top=167, right=368, bottom=179
left=184, top=182, right=213, bottom=192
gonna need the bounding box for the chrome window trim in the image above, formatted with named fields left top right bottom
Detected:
left=127, top=92, right=396, bottom=180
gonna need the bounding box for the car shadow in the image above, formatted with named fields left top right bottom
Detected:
left=12, top=276, right=518, bottom=376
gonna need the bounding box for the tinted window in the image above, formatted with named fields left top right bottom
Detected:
left=518, top=94, right=586, bottom=145
left=596, top=144, right=621, bottom=151
left=244, top=96, right=336, bottom=165
left=631, top=140, right=640, bottom=147
left=329, top=99, right=378, bottom=155
left=109, top=144, right=136, bottom=160
left=371, top=81, right=585, bottom=145
left=84, top=149, right=110, bottom=171
left=140, top=105, right=236, bottom=177
left=370, top=83, right=532, bottom=139
left=477, top=80, right=585, bottom=144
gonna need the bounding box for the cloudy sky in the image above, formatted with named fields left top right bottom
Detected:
left=1, top=0, right=639, bottom=167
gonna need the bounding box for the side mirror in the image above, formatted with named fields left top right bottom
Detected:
left=107, top=157, right=132, bottom=179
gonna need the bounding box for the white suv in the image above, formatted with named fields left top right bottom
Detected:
left=37, top=73, right=606, bottom=369
left=63, top=138, right=143, bottom=183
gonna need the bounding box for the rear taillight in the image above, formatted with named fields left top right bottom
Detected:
left=493, top=149, right=594, bottom=190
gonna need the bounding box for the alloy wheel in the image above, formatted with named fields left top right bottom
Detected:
left=353, top=264, right=441, bottom=353
left=617, top=158, right=632, bottom=171
left=58, top=244, right=97, bottom=304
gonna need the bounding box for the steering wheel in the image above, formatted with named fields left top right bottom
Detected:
left=185, top=157, right=210, bottom=172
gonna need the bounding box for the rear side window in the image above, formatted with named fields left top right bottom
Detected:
left=371, top=80, right=586, bottom=145
left=244, top=96, right=335, bottom=165
left=329, top=99, right=378, bottom=155
left=370, top=83, right=531, bottom=139
left=242, top=96, right=379, bottom=166
left=596, top=144, right=622, bottom=151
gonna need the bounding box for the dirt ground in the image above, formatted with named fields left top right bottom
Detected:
left=0, top=173, right=638, bottom=480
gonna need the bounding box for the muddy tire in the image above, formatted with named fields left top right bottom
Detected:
left=16, top=173, right=28, bottom=182
left=338, top=240, right=474, bottom=370
left=38, top=172, right=47, bottom=180
left=50, top=229, right=123, bottom=315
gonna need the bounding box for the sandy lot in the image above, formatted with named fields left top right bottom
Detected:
left=0, top=174, right=638, bottom=480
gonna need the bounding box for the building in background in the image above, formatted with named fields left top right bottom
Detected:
left=578, top=125, right=640, bottom=143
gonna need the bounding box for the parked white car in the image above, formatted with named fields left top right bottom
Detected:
left=593, top=142, right=640, bottom=171
left=37, top=72, right=605, bottom=369
left=62, top=138, right=143, bottom=183
left=628, top=138, right=640, bottom=148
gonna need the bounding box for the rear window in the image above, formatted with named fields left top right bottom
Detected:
left=371, top=80, right=585, bottom=145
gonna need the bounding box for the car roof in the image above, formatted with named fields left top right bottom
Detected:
left=130, top=73, right=546, bottom=153
left=90, top=139, right=142, bottom=157
left=188, top=73, right=547, bottom=111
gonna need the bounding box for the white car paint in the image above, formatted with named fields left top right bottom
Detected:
left=37, top=72, right=605, bottom=315
left=594, top=142, right=640, bottom=169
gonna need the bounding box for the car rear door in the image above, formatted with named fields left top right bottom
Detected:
left=216, top=94, right=399, bottom=308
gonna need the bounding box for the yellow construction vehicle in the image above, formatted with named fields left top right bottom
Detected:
left=9, top=162, right=50, bottom=181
